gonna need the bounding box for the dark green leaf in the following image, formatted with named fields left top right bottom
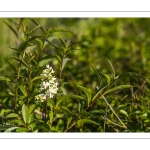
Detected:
left=92, top=86, right=107, bottom=101
left=115, top=72, right=145, bottom=80
left=56, top=119, right=64, bottom=132
left=11, top=56, right=28, bottom=67
left=56, top=94, right=86, bottom=108
left=104, top=85, right=134, bottom=95
left=28, top=104, right=36, bottom=114
left=77, top=119, right=100, bottom=126
left=22, top=104, right=28, bottom=124
left=102, top=56, right=115, bottom=79
left=62, top=106, right=72, bottom=114
left=31, top=76, right=48, bottom=82
left=78, top=86, right=91, bottom=105
left=91, top=66, right=102, bottom=87
left=19, top=85, right=27, bottom=97
left=59, top=38, right=66, bottom=49
left=4, top=21, right=17, bottom=37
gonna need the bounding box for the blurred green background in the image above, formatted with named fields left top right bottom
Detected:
left=1, top=18, right=150, bottom=132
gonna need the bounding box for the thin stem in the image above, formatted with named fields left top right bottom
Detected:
left=102, top=95, right=127, bottom=129
left=101, top=116, right=126, bottom=129
left=45, top=98, right=48, bottom=123
left=103, top=103, right=108, bottom=132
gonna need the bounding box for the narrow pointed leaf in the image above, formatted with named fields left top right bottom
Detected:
left=30, top=25, right=42, bottom=34
left=4, top=21, right=17, bottom=37
left=115, top=72, right=145, bottom=80
left=56, top=94, right=86, bottom=109
left=92, top=86, right=107, bottom=101
left=99, top=72, right=110, bottom=86
left=77, top=119, right=100, bottom=126
left=11, top=56, right=28, bottom=67
left=0, top=76, right=11, bottom=82
left=28, top=104, right=36, bottom=115
left=78, top=86, right=91, bottom=105
left=102, top=56, right=115, bottom=79
left=31, top=76, right=48, bottom=82
left=62, top=106, right=72, bottom=114
left=19, top=85, right=27, bottom=97
left=91, top=66, right=102, bottom=87
left=59, top=38, right=66, bottom=49
left=104, top=85, right=134, bottom=95
left=62, top=58, right=70, bottom=70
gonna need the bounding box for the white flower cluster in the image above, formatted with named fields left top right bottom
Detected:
left=35, top=65, right=58, bottom=102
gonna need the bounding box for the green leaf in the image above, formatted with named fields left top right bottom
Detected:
left=56, top=119, right=64, bottom=132
left=104, top=85, right=134, bottom=95
left=23, top=45, right=37, bottom=57
left=28, top=113, right=34, bottom=124
left=59, top=38, right=66, bottom=49
left=62, top=106, right=72, bottom=114
left=46, top=37, right=61, bottom=50
left=28, top=104, right=36, bottom=115
left=19, top=85, right=27, bottom=97
left=56, top=94, right=86, bottom=108
left=4, top=127, right=19, bottom=132
left=11, top=56, right=28, bottom=67
left=29, top=18, right=45, bottom=32
left=4, top=21, right=18, bottom=37
left=55, top=54, right=62, bottom=66
left=16, top=127, right=28, bottom=132
left=115, top=72, right=145, bottom=80
left=31, top=76, right=48, bottom=82
left=92, top=86, right=107, bottom=101
left=90, top=110, right=105, bottom=115
left=30, top=25, right=42, bottom=34
left=5, top=58, right=17, bottom=72
left=22, top=104, right=28, bottom=124
left=99, top=72, right=110, bottom=86
left=9, top=119, right=25, bottom=126
left=28, top=36, right=43, bottom=42
left=7, top=113, right=19, bottom=118
left=67, top=117, right=72, bottom=128
left=0, top=76, right=11, bottom=82
left=49, top=111, right=53, bottom=125
left=62, top=58, right=70, bottom=70
left=119, top=110, right=128, bottom=117
left=77, top=119, right=100, bottom=126
left=35, top=38, right=43, bottom=50
left=91, top=66, right=102, bottom=87
left=78, top=86, right=91, bottom=105
left=102, top=56, right=115, bottom=79
left=35, top=124, right=50, bottom=132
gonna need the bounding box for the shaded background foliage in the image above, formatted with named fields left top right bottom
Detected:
left=0, top=18, right=150, bottom=132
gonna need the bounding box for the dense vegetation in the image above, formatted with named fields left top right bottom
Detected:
left=0, top=18, right=149, bottom=132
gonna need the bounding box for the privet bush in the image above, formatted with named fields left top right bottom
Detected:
left=0, top=19, right=146, bottom=132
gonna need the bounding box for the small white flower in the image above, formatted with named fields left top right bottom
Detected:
left=35, top=65, right=58, bottom=102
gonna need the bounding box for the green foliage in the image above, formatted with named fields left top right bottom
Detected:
left=0, top=18, right=149, bottom=132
